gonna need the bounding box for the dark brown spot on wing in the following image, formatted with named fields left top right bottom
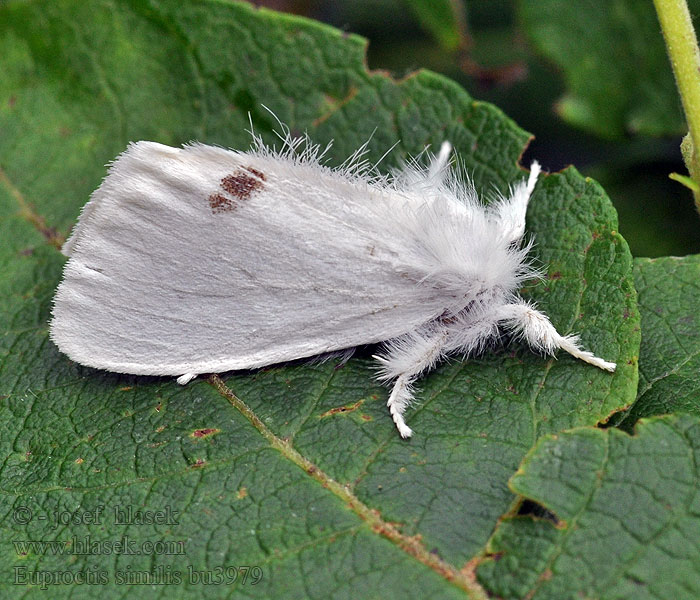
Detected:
left=245, top=166, right=266, bottom=181
left=209, top=166, right=266, bottom=214
left=209, top=192, right=236, bottom=213
left=220, top=166, right=266, bottom=200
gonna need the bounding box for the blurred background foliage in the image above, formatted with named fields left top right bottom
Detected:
left=251, top=0, right=700, bottom=258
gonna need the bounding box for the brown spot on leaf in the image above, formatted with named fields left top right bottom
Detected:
left=319, top=399, right=365, bottom=418
left=191, top=428, right=221, bottom=439
left=312, top=87, right=359, bottom=126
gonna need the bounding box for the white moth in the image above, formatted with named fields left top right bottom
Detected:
left=51, top=128, right=616, bottom=438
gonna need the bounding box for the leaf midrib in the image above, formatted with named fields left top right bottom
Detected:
left=208, top=373, right=488, bottom=600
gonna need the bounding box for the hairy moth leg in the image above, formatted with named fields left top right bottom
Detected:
left=386, top=375, right=416, bottom=439
left=177, top=373, right=197, bottom=385
left=496, top=302, right=616, bottom=371
left=374, top=330, right=449, bottom=438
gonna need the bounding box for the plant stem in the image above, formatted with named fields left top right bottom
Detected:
left=653, top=0, right=700, bottom=209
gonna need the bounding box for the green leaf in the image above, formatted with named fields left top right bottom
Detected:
left=619, top=256, right=700, bottom=426
left=403, top=0, right=467, bottom=51
left=477, top=414, right=700, bottom=599
left=0, top=0, right=638, bottom=596
left=519, top=0, right=696, bottom=137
